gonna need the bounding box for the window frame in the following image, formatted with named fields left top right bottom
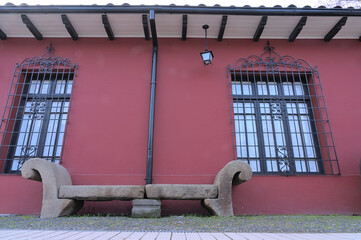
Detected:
left=232, top=77, right=323, bottom=175
left=227, top=45, right=339, bottom=176
left=0, top=46, right=77, bottom=174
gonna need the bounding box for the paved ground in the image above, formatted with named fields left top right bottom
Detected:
left=0, top=215, right=360, bottom=239
left=0, top=230, right=361, bottom=240
left=0, top=215, right=360, bottom=233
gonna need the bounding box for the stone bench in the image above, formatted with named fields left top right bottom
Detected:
left=21, top=158, right=252, bottom=218
left=144, top=160, right=252, bottom=217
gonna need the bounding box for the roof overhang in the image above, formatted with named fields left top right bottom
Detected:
left=0, top=4, right=361, bottom=41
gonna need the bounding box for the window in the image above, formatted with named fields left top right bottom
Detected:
left=227, top=45, right=339, bottom=175
left=0, top=45, right=77, bottom=173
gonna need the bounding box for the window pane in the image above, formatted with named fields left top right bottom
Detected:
left=308, top=160, right=319, bottom=172
left=295, top=160, right=307, bottom=172
left=242, top=83, right=252, bottom=95
left=63, top=102, right=70, bottom=113
left=66, top=81, right=73, bottom=94
left=43, top=114, right=59, bottom=157
left=232, top=82, right=242, bottom=95
left=234, top=103, right=257, bottom=159
left=29, top=119, right=43, bottom=146
left=249, top=160, right=260, bottom=172
left=267, top=160, right=278, bottom=172
left=29, top=80, right=41, bottom=94
left=57, top=114, right=67, bottom=156
left=269, top=83, right=278, bottom=95
left=52, top=102, right=62, bottom=113
left=246, top=115, right=258, bottom=158
left=233, top=103, right=243, bottom=114
left=283, top=82, right=294, bottom=95
left=274, top=119, right=285, bottom=146
left=286, top=103, right=297, bottom=114
left=261, top=115, right=276, bottom=158
left=11, top=159, right=20, bottom=171
left=260, top=103, right=270, bottom=114
left=300, top=115, right=316, bottom=158
left=257, top=82, right=268, bottom=95
left=288, top=115, right=304, bottom=158
left=244, top=103, right=254, bottom=114
left=234, top=115, right=247, bottom=158
left=55, top=80, right=66, bottom=94
left=298, top=103, right=308, bottom=114
left=24, top=102, right=33, bottom=113
left=15, top=117, right=32, bottom=156
left=40, top=80, right=50, bottom=94
left=294, top=83, right=304, bottom=95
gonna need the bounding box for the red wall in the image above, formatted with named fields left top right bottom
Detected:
left=0, top=38, right=360, bottom=215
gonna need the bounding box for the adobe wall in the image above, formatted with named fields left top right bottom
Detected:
left=0, top=38, right=360, bottom=215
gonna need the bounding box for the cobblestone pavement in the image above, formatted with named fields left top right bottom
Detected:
left=0, top=230, right=361, bottom=240
left=0, top=215, right=360, bottom=233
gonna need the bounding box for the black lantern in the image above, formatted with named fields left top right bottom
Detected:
left=200, top=24, right=214, bottom=66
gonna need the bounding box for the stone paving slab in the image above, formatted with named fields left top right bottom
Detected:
left=0, top=230, right=361, bottom=240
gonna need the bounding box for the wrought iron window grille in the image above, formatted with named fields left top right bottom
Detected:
left=0, top=44, right=78, bottom=174
left=227, top=42, right=339, bottom=175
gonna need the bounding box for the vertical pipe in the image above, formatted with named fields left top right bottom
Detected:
left=146, top=10, right=158, bottom=184
left=146, top=47, right=157, bottom=184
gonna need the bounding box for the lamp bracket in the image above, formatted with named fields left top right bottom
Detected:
left=202, top=24, right=209, bottom=30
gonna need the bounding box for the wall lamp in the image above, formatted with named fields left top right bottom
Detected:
left=200, top=24, right=214, bottom=66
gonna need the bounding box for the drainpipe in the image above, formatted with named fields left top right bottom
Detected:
left=146, top=10, right=158, bottom=184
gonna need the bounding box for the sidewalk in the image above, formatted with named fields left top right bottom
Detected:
left=0, top=230, right=361, bottom=240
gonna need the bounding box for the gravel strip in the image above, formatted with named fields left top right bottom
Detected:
left=0, top=215, right=360, bottom=233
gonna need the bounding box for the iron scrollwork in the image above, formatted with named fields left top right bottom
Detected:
left=18, top=43, right=78, bottom=70
left=270, top=102, right=288, bottom=120
left=29, top=97, right=46, bottom=119
left=16, top=145, right=37, bottom=172
left=277, top=146, right=290, bottom=173
left=226, top=41, right=318, bottom=73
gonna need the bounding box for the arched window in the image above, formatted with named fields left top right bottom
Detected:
left=227, top=43, right=339, bottom=175
left=0, top=45, right=78, bottom=173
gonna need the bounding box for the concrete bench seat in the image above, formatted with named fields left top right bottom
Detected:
left=145, top=184, right=218, bottom=200
left=59, top=185, right=145, bottom=201
left=21, top=158, right=252, bottom=218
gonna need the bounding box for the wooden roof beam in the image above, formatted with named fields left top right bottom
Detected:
left=21, top=14, right=42, bottom=40
left=324, top=17, right=347, bottom=42
left=0, top=29, right=6, bottom=40
left=142, top=14, right=150, bottom=40
left=61, top=14, right=78, bottom=41
left=181, top=15, right=187, bottom=41
left=218, top=15, right=228, bottom=42
left=253, top=16, right=267, bottom=42
left=289, top=17, right=307, bottom=42
left=102, top=14, right=114, bottom=40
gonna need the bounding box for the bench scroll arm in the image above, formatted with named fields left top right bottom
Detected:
left=202, top=160, right=252, bottom=216
left=21, top=158, right=83, bottom=218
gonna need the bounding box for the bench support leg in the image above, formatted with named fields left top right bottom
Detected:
left=42, top=199, right=84, bottom=218
left=132, top=199, right=161, bottom=218
left=202, top=198, right=233, bottom=217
